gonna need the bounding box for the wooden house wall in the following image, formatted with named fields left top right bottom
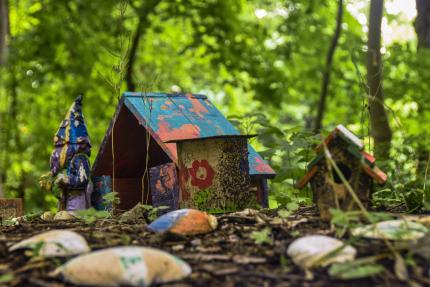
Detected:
left=177, top=137, right=251, bottom=212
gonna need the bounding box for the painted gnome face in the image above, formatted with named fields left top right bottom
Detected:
left=50, top=95, right=91, bottom=176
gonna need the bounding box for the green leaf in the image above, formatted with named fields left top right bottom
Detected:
left=330, top=208, right=350, bottom=227
left=251, top=227, right=273, bottom=245
left=0, top=273, right=14, bottom=284
left=31, top=241, right=45, bottom=257
left=278, top=209, right=291, bottom=218
left=367, top=212, right=395, bottom=224
left=102, top=191, right=120, bottom=205
left=76, top=208, right=110, bottom=224
left=286, top=201, right=299, bottom=212
left=329, top=261, right=385, bottom=280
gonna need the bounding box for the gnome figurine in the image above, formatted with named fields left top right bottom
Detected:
left=47, top=95, right=92, bottom=211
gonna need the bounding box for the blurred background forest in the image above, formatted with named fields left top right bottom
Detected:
left=1, top=0, right=430, bottom=213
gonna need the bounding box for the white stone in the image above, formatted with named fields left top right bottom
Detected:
left=54, top=211, right=75, bottom=221
left=40, top=211, right=54, bottom=221
left=351, top=219, right=428, bottom=241
left=9, top=230, right=90, bottom=257
left=287, top=235, right=356, bottom=269
left=54, top=246, right=191, bottom=286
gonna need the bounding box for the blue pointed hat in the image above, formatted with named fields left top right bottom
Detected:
left=53, top=95, right=91, bottom=147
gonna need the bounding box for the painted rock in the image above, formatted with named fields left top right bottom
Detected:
left=9, top=230, right=90, bottom=257
left=287, top=235, right=356, bottom=269
left=54, top=211, right=76, bottom=221
left=54, top=246, right=191, bottom=286
left=40, top=211, right=54, bottom=221
left=148, top=209, right=218, bottom=235
left=351, top=220, right=428, bottom=241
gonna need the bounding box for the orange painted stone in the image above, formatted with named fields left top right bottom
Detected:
left=148, top=209, right=218, bottom=235
left=0, top=198, right=23, bottom=219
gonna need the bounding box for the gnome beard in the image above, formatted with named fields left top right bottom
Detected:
left=49, top=95, right=92, bottom=211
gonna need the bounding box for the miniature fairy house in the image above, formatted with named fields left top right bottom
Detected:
left=296, top=125, right=387, bottom=220
left=168, top=135, right=253, bottom=212
left=92, top=92, right=275, bottom=211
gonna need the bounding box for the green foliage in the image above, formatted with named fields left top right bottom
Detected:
left=192, top=189, right=211, bottom=211
left=278, top=202, right=299, bottom=218
left=1, top=219, right=18, bottom=226
left=251, top=227, right=273, bottom=245
left=140, top=204, right=170, bottom=222
left=76, top=208, right=110, bottom=224
left=120, top=203, right=170, bottom=223
left=231, top=112, right=320, bottom=209
left=279, top=254, right=290, bottom=268
left=102, top=191, right=120, bottom=206
left=30, top=241, right=45, bottom=257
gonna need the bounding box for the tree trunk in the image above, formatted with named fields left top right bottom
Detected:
left=415, top=0, right=430, bottom=49
left=414, top=0, right=430, bottom=176
left=126, top=0, right=161, bottom=91
left=0, top=0, right=9, bottom=66
left=0, top=0, right=8, bottom=197
left=367, top=0, right=392, bottom=160
left=7, top=66, right=25, bottom=199
left=314, top=0, right=343, bottom=132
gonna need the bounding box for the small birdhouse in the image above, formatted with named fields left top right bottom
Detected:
left=297, top=125, right=387, bottom=220
left=168, top=135, right=253, bottom=213
left=0, top=198, right=23, bottom=220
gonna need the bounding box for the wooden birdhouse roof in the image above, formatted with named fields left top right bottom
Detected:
left=92, top=92, right=275, bottom=178
left=296, top=125, right=387, bottom=189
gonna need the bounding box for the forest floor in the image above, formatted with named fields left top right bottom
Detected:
left=1, top=206, right=430, bottom=287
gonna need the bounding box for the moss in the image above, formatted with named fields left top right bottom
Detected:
left=192, top=189, right=211, bottom=211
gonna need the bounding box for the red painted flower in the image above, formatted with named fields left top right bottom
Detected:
left=188, top=160, right=215, bottom=190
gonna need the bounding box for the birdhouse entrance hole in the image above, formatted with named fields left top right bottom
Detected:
left=333, top=162, right=352, bottom=184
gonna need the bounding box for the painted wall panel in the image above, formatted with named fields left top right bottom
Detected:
left=176, top=136, right=252, bottom=213
left=149, top=163, right=179, bottom=211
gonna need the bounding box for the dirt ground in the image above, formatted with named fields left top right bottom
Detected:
left=1, top=207, right=430, bottom=287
